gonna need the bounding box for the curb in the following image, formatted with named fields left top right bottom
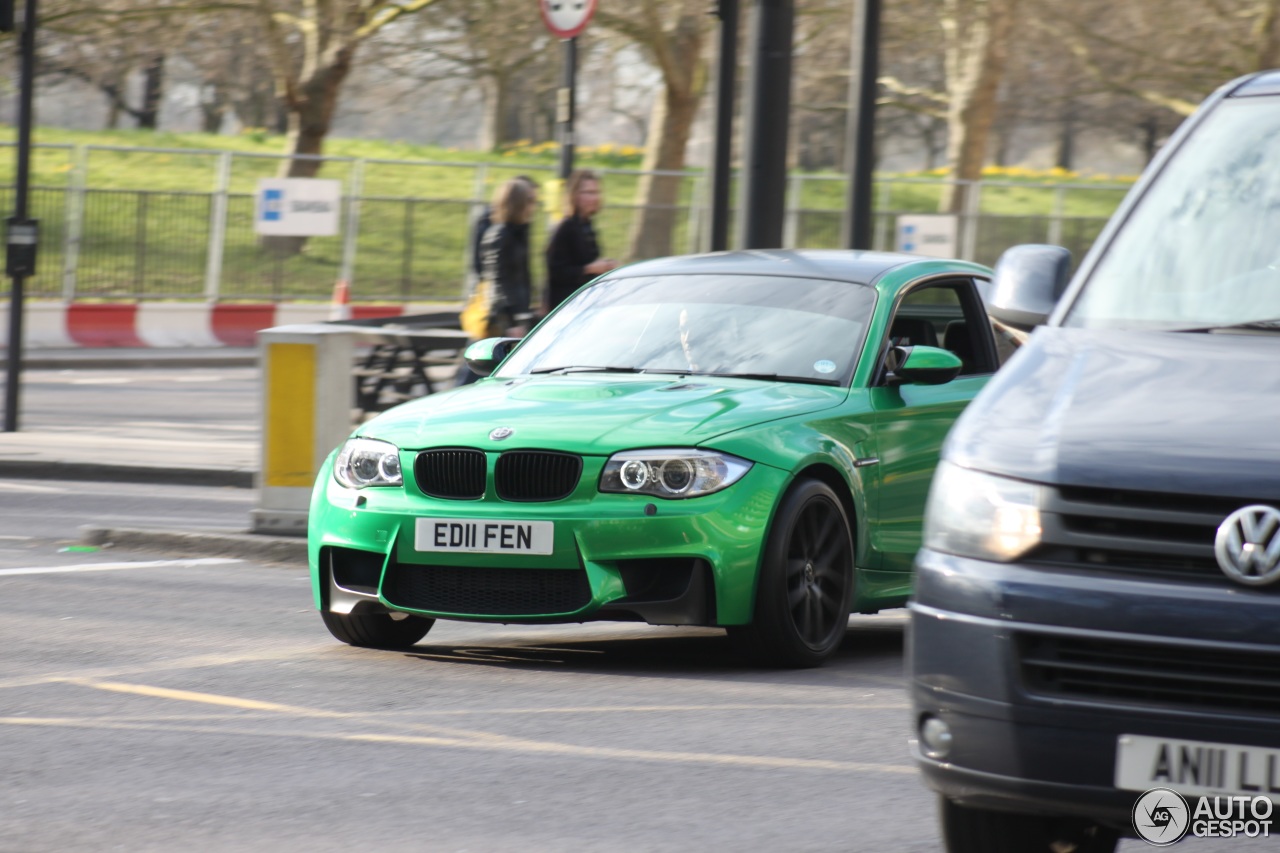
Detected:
left=79, top=525, right=307, bottom=564
left=0, top=460, right=255, bottom=489
left=2, top=353, right=259, bottom=370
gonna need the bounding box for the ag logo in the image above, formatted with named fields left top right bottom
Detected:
left=489, top=427, right=514, bottom=441
left=1132, top=787, right=1190, bottom=846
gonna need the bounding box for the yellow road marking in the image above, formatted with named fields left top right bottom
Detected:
left=0, top=646, right=323, bottom=690
left=33, top=681, right=915, bottom=776
left=348, top=732, right=915, bottom=773
left=0, top=715, right=913, bottom=775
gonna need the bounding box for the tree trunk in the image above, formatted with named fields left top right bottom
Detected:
left=627, top=83, right=701, bottom=260
left=479, top=74, right=511, bottom=151
left=137, top=54, right=165, bottom=130
left=1141, top=114, right=1160, bottom=164
left=1256, top=0, right=1280, bottom=69
left=1055, top=106, right=1076, bottom=170
left=939, top=0, right=1019, bottom=212
left=263, top=44, right=358, bottom=256
left=200, top=81, right=228, bottom=134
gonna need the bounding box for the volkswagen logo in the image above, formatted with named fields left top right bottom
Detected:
left=488, top=427, right=515, bottom=441
left=1214, top=505, right=1280, bottom=587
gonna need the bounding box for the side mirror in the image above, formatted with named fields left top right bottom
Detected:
left=463, top=337, right=521, bottom=377
left=987, top=244, right=1072, bottom=331
left=887, top=345, right=963, bottom=386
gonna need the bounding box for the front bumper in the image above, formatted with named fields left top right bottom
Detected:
left=909, top=549, right=1280, bottom=829
left=308, top=455, right=789, bottom=626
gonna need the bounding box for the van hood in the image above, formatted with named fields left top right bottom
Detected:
left=946, top=326, right=1280, bottom=499
left=360, top=373, right=846, bottom=455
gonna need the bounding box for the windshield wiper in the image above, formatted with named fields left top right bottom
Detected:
left=1175, top=318, right=1280, bottom=333
left=530, top=365, right=644, bottom=375
left=693, top=371, right=841, bottom=387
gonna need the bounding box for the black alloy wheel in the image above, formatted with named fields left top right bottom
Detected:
left=728, top=478, right=854, bottom=668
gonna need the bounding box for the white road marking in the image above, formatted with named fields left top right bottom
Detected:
left=0, top=558, right=242, bottom=577
left=69, top=377, right=132, bottom=385
left=0, top=482, right=69, bottom=494
left=0, top=534, right=35, bottom=540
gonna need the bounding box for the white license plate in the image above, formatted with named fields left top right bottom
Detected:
left=1116, top=734, right=1280, bottom=801
left=415, top=518, right=554, bottom=555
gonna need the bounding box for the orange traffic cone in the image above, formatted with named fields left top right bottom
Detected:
left=329, top=280, right=352, bottom=322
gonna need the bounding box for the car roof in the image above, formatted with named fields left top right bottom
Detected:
left=1230, top=69, right=1280, bottom=97
left=603, top=249, right=946, bottom=286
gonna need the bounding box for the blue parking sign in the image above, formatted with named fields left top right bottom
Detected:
left=262, top=188, right=284, bottom=222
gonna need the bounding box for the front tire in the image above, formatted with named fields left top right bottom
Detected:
left=728, top=478, right=853, bottom=668
left=940, top=798, right=1118, bottom=853
left=320, top=608, right=435, bottom=649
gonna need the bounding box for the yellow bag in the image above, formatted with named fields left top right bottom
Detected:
left=460, top=279, right=498, bottom=340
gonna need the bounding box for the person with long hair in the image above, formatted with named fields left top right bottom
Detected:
left=544, top=169, right=617, bottom=312
left=479, top=176, right=538, bottom=337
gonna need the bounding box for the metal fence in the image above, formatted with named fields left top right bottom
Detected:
left=0, top=143, right=1131, bottom=302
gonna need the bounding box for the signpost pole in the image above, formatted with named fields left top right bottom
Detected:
left=709, top=0, right=739, bottom=252
left=842, top=0, right=880, bottom=250
left=539, top=0, right=595, bottom=181
left=5, top=0, right=39, bottom=433
left=557, top=37, right=577, bottom=180
left=737, top=0, right=795, bottom=250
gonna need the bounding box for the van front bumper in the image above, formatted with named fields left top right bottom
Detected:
left=909, top=548, right=1280, bottom=830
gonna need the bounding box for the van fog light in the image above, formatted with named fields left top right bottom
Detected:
left=920, top=716, right=953, bottom=759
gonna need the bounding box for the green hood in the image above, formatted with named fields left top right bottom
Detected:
left=361, top=374, right=847, bottom=455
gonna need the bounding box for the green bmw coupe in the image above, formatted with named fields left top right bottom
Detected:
left=309, top=250, right=1000, bottom=667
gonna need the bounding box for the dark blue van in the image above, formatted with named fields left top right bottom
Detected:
left=910, top=71, right=1280, bottom=852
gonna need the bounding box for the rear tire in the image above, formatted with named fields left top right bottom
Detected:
left=320, top=609, right=435, bottom=649
left=940, top=798, right=1118, bottom=853
left=727, top=478, right=853, bottom=668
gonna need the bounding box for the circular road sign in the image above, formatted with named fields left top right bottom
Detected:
left=539, top=0, right=598, bottom=39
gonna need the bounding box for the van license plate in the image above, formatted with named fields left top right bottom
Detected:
left=415, top=518, right=553, bottom=555
left=1115, top=734, right=1280, bottom=802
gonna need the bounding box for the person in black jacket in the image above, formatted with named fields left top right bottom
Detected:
left=479, top=177, right=538, bottom=337
left=544, top=169, right=617, bottom=312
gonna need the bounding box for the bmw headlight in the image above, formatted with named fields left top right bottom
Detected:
left=333, top=437, right=403, bottom=489
left=923, top=462, right=1042, bottom=561
left=600, top=449, right=751, bottom=499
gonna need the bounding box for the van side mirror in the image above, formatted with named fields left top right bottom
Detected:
left=463, top=337, right=521, bottom=377
left=987, top=244, right=1072, bottom=331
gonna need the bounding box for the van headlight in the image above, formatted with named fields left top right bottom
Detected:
left=333, top=438, right=403, bottom=489
left=600, top=449, right=751, bottom=499
left=923, top=462, right=1042, bottom=561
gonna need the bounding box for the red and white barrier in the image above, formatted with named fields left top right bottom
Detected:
left=0, top=300, right=455, bottom=349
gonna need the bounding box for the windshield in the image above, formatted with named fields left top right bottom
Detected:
left=496, top=273, right=876, bottom=384
left=1065, top=96, right=1280, bottom=330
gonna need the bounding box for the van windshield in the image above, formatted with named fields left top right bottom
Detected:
left=1065, top=96, right=1280, bottom=330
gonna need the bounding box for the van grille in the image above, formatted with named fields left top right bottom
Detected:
left=1018, top=633, right=1280, bottom=718
left=1023, top=485, right=1280, bottom=587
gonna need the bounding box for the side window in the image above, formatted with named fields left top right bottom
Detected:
left=882, top=279, right=998, bottom=379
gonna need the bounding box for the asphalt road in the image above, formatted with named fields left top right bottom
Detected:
left=2, top=524, right=923, bottom=851
left=19, top=364, right=258, bottom=439
left=0, top=367, right=1268, bottom=851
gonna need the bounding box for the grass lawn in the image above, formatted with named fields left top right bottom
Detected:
left=0, top=126, right=1135, bottom=301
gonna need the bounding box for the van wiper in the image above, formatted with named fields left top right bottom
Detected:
left=530, top=365, right=643, bottom=375
left=694, top=371, right=841, bottom=387
left=1175, top=318, right=1280, bottom=333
